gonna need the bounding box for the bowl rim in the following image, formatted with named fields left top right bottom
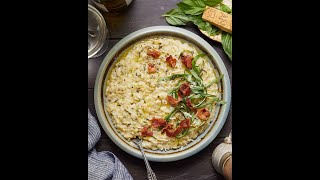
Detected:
left=94, top=26, right=231, bottom=162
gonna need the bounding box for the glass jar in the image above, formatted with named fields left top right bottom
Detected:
left=88, top=4, right=109, bottom=59
left=91, top=0, right=132, bottom=14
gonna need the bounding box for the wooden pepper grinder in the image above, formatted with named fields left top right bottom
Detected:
left=212, top=131, right=232, bottom=180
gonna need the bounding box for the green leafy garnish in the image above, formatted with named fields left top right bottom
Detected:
left=162, top=0, right=232, bottom=60
left=221, top=32, right=232, bottom=60
left=180, top=110, right=193, bottom=119
left=206, top=74, right=224, bottom=88
left=218, top=3, right=232, bottom=14
left=189, top=93, right=216, bottom=99
left=191, top=86, right=205, bottom=92
left=176, top=128, right=189, bottom=139
left=196, top=98, right=226, bottom=108
left=177, top=0, right=206, bottom=15
left=203, top=0, right=223, bottom=7
left=162, top=8, right=190, bottom=26
left=189, top=69, right=202, bottom=81
left=192, top=53, right=207, bottom=74
left=194, top=97, right=207, bottom=107
left=159, top=74, right=191, bottom=81
left=159, top=5, right=229, bottom=138
left=165, top=108, right=179, bottom=121
left=193, top=53, right=207, bottom=61
left=190, top=16, right=220, bottom=36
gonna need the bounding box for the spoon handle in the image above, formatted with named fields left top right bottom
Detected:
left=137, top=143, right=157, bottom=180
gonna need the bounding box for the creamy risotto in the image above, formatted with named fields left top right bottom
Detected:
left=105, top=36, right=224, bottom=150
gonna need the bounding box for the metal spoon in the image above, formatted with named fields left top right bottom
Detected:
left=132, top=138, right=157, bottom=180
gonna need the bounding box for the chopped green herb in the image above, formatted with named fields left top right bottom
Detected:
left=181, top=110, right=193, bottom=119
left=189, top=93, right=216, bottom=99
left=165, top=108, right=179, bottom=121
left=176, top=128, right=189, bottom=139
left=196, top=98, right=226, bottom=108
left=195, top=97, right=207, bottom=107
left=159, top=74, right=191, bottom=81
left=189, top=69, right=202, bottom=81
left=206, top=74, right=224, bottom=88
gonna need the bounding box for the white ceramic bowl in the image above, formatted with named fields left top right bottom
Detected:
left=94, top=26, right=231, bottom=162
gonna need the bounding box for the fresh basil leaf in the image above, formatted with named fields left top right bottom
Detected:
left=196, top=102, right=212, bottom=108
left=203, top=0, right=223, bottom=7
left=194, top=66, right=201, bottom=75
left=165, top=17, right=186, bottom=26
left=221, top=32, right=232, bottom=60
left=176, top=128, right=189, bottom=139
left=205, top=22, right=219, bottom=36
left=169, top=87, right=178, bottom=95
left=194, top=53, right=207, bottom=61
left=190, top=16, right=220, bottom=36
left=214, top=74, right=224, bottom=83
left=181, top=110, right=193, bottom=119
left=160, top=74, right=190, bottom=81
left=190, top=69, right=202, bottom=81
left=219, top=3, right=232, bottom=14
left=191, top=86, right=205, bottom=92
left=206, top=74, right=224, bottom=88
left=192, top=53, right=206, bottom=74
left=165, top=108, right=179, bottom=121
left=188, top=94, right=196, bottom=99
left=177, top=0, right=206, bottom=15
left=190, top=93, right=216, bottom=99
left=181, top=0, right=206, bottom=7
left=205, top=81, right=215, bottom=89
left=185, top=74, right=193, bottom=83
left=197, top=97, right=226, bottom=108
left=189, top=94, right=202, bottom=99
left=212, top=97, right=226, bottom=105
left=190, top=15, right=206, bottom=29
left=180, top=102, right=188, bottom=111
left=191, top=89, right=202, bottom=94
left=162, top=8, right=191, bottom=26
left=195, top=97, right=207, bottom=107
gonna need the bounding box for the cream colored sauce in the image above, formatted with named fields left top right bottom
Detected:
left=105, top=36, right=221, bottom=150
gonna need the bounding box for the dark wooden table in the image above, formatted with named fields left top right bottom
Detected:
left=88, top=0, right=232, bottom=179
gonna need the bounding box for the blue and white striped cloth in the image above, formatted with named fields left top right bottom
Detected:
left=88, top=109, right=134, bottom=180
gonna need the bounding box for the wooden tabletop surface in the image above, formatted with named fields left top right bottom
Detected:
left=88, top=0, right=232, bottom=179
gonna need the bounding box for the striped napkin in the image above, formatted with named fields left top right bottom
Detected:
left=88, top=109, right=134, bottom=180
